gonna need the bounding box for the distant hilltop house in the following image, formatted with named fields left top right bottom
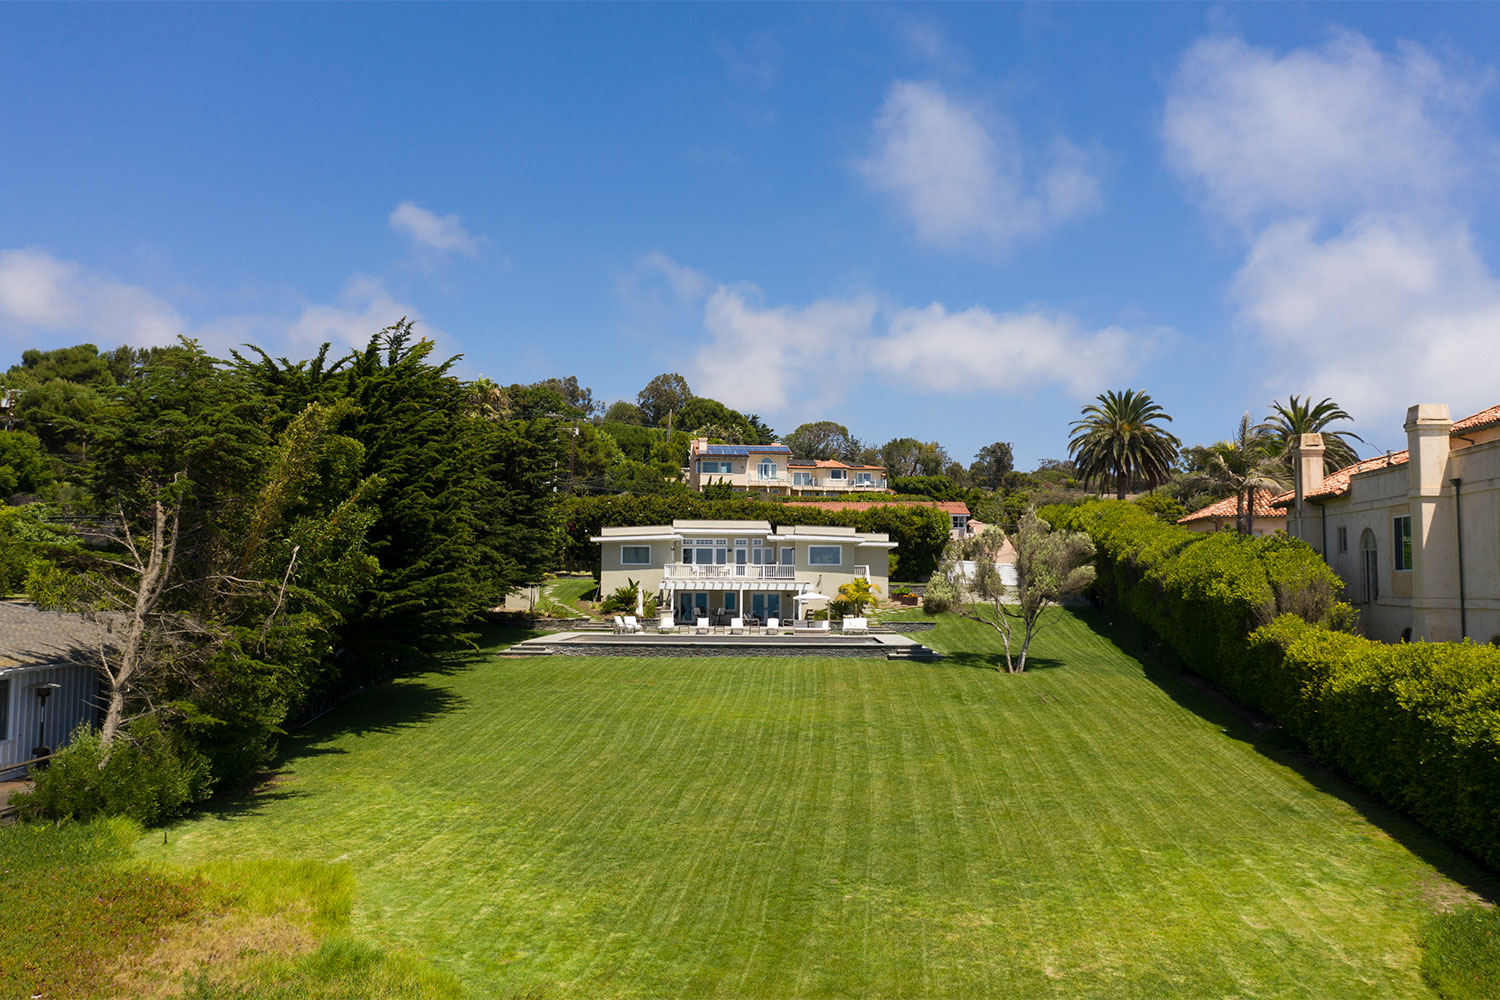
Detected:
left=592, top=519, right=894, bottom=624
left=687, top=438, right=888, bottom=496
left=1277, top=403, right=1500, bottom=645
left=1, top=601, right=104, bottom=778
left=1177, top=489, right=1287, bottom=537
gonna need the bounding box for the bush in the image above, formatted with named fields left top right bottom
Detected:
left=14, top=717, right=212, bottom=826
left=598, top=579, right=659, bottom=617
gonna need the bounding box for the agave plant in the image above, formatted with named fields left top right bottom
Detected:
left=1067, top=389, right=1181, bottom=499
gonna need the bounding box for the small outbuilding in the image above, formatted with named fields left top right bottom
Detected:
left=0, top=601, right=104, bottom=778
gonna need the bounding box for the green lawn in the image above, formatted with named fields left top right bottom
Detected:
left=139, top=610, right=1495, bottom=998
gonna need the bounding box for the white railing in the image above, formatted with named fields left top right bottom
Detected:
left=854, top=565, right=871, bottom=581
left=663, top=564, right=796, bottom=580
left=748, top=474, right=784, bottom=484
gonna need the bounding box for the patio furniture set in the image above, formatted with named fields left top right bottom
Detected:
left=614, top=614, right=869, bottom=635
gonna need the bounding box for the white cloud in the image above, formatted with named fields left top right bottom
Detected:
left=286, top=274, right=433, bottom=351
left=872, top=303, right=1139, bottom=397
left=637, top=249, right=709, bottom=303
left=1166, top=30, right=1500, bottom=432
left=0, top=248, right=437, bottom=362
left=691, top=285, right=879, bottom=413
left=388, top=201, right=483, bottom=256
left=1163, top=33, right=1484, bottom=228
left=0, top=248, right=187, bottom=351
left=1232, top=215, right=1500, bottom=426
left=677, top=268, right=1153, bottom=418
left=858, top=80, right=1100, bottom=251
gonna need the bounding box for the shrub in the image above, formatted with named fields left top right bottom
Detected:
left=13, top=717, right=212, bottom=827
left=598, top=579, right=659, bottom=617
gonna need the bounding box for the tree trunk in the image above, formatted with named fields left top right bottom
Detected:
left=100, top=495, right=179, bottom=756
left=1116, top=470, right=1127, bottom=501
left=1236, top=488, right=1247, bottom=536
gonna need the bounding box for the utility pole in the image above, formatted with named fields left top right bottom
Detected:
left=0, top=388, right=15, bottom=432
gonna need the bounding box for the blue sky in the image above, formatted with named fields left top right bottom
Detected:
left=4, top=4, right=1500, bottom=468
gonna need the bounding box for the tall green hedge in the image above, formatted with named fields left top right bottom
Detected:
left=1053, top=500, right=1500, bottom=869
left=556, top=494, right=951, bottom=580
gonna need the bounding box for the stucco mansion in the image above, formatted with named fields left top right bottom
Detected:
left=1281, top=403, right=1500, bottom=645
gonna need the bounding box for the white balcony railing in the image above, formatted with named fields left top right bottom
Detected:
left=663, top=564, right=796, bottom=580
left=854, top=564, right=871, bottom=581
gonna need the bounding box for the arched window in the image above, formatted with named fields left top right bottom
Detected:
left=1360, top=528, right=1379, bottom=603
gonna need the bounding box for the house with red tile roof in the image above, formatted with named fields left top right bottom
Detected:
left=688, top=438, right=888, bottom=496
left=1177, top=489, right=1287, bottom=536
left=1280, top=403, right=1500, bottom=645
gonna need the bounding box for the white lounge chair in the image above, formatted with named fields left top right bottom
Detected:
left=842, top=617, right=868, bottom=634
left=623, top=616, right=644, bottom=634
left=729, top=617, right=745, bottom=635
left=765, top=617, right=780, bottom=634
left=613, top=615, right=627, bottom=633
left=658, top=613, right=676, bottom=634
left=695, top=616, right=711, bottom=635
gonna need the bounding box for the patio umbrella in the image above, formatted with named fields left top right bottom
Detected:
left=793, top=592, right=828, bottom=603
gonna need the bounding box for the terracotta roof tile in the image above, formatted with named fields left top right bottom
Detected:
left=1178, top=489, right=1287, bottom=524
left=1453, top=404, right=1500, bottom=434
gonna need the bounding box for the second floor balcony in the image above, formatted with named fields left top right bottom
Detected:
left=663, top=563, right=797, bottom=580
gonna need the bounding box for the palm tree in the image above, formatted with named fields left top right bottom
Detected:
left=1205, top=413, right=1287, bottom=535
left=1068, top=389, right=1182, bottom=500
left=1265, top=395, right=1364, bottom=474
left=467, top=377, right=508, bottom=421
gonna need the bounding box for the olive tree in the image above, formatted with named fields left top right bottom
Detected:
left=924, top=511, right=1094, bottom=672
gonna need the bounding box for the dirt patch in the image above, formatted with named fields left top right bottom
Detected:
left=1417, top=871, right=1493, bottom=914
left=106, top=908, right=317, bottom=998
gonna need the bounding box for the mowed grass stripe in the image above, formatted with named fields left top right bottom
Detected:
left=142, top=610, right=1485, bottom=998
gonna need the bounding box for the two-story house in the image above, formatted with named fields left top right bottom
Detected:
left=592, top=519, right=895, bottom=622
left=687, top=438, right=888, bottom=496
left=1282, top=403, right=1500, bottom=644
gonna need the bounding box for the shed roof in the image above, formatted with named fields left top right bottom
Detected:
left=0, top=601, right=107, bottom=670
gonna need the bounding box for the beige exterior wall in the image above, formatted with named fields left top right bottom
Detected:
left=1288, top=408, right=1500, bottom=644
left=686, top=439, right=887, bottom=495
left=594, top=520, right=893, bottom=619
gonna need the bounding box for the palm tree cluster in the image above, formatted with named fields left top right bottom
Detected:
left=1067, top=389, right=1182, bottom=499
left=1067, top=390, right=1365, bottom=536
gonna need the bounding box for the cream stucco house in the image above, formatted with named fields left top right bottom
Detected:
left=592, top=519, right=895, bottom=622
left=1282, top=403, right=1500, bottom=644
left=688, top=439, right=888, bottom=496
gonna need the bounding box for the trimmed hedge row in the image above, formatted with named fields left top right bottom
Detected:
left=556, top=494, right=952, bottom=580
left=1050, top=500, right=1500, bottom=869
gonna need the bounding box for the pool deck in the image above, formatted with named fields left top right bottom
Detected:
left=499, top=630, right=941, bottom=660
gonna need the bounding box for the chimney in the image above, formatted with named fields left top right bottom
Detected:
left=1405, top=404, right=1452, bottom=494
left=1294, top=433, right=1325, bottom=504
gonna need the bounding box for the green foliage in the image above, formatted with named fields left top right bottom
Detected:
left=189, top=936, right=465, bottom=1000
left=784, top=420, right=860, bottom=462
left=890, top=475, right=964, bottom=501
left=14, top=718, right=213, bottom=826
left=0, top=503, right=71, bottom=596
left=1131, top=492, right=1186, bottom=523
left=604, top=400, right=646, bottom=425
left=556, top=493, right=950, bottom=579
left=599, top=578, right=659, bottom=617
left=636, top=372, right=692, bottom=427
left=881, top=437, right=948, bottom=478
left=1068, top=389, right=1181, bottom=498
left=1421, top=905, right=1500, bottom=1000
left=679, top=396, right=761, bottom=444
left=0, top=429, right=52, bottom=495
left=837, top=577, right=878, bottom=615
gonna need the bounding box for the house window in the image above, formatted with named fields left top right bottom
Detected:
left=1337, top=526, right=1348, bottom=553
left=828, top=468, right=846, bottom=480
left=1360, top=528, right=1379, bottom=603
left=854, top=472, right=873, bottom=485
left=699, top=460, right=732, bottom=475
left=780, top=546, right=794, bottom=566
left=0, top=677, right=8, bottom=740
left=757, top=460, right=779, bottom=480
left=621, top=545, right=651, bottom=566
left=1393, top=515, right=1413, bottom=571
left=792, top=471, right=813, bottom=486
left=809, top=545, right=842, bottom=566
